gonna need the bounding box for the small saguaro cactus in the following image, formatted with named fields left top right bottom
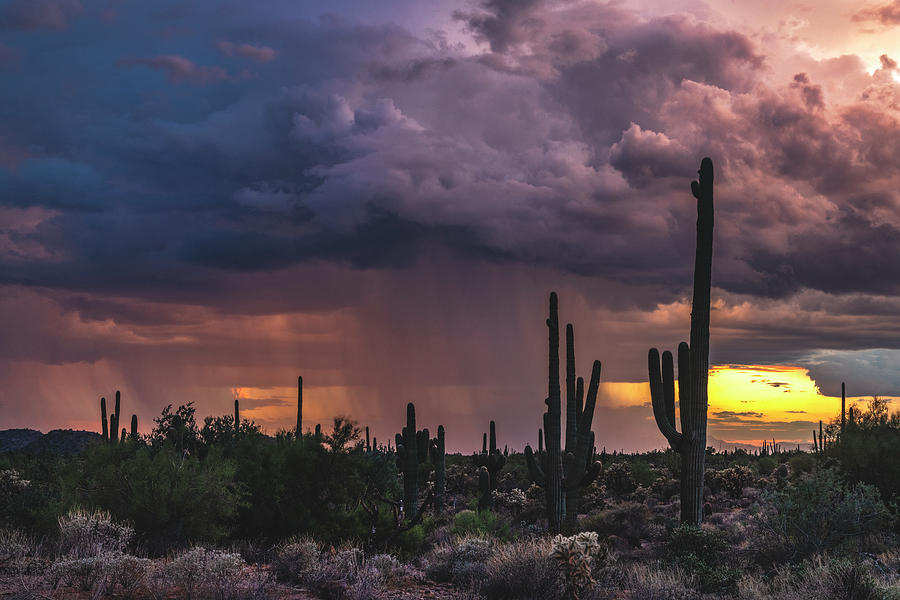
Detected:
left=130, top=415, right=138, bottom=438
left=365, top=426, right=371, bottom=452
left=477, top=466, right=491, bottom=510
left=472, top=421, right=505, bottom=492
left=100, top=397, right=108, bottom=441
left=114, top=390, right=121, bottom=430
left=120, top=428, right=126, bottom=442
left=234, top=399, right=240, bottom=433
left=525, top=292, right=603, bottom=534
left=648, top=157, right=714, bottom=526
left=430, top=425, right=446, bottom=511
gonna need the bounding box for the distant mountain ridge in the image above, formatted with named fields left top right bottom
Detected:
left=0, top=428, right=101, bottom=455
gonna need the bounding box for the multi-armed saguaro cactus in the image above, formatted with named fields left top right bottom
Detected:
left=648, top=157, right=714, bottom=526
left=525, top=293, right=602, bottom=533
left=430, top=425, right=446, bottom=512
left=395, top=402, right=431, bottom=520
left=472, top=421, right=505, bottom=492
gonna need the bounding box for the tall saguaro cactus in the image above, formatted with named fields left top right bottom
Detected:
left=131, top=414, right=138, bottom=438
left=234, top=399, right=240, bottom=433
left=396, top=402, right=424, bottom=520
left=525, top=292, right=602, bottom=533
left=473, top=421, right=506, bottom=492
left=648, top=157, right=714, bottom=526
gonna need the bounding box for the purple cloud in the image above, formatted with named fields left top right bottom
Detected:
left=118, top=55, right=228, bottom=85
left=217, top=40, right=278, bottom=62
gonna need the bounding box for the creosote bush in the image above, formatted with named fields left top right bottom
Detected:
left=424, top=535, right=493, bottom=588
left=623, top=563, right=699, bottom=600
left=164, top=546, right=248, bottom=600
left=57, top=508, right=133, bottom=559
left=483, top=538, right=564, bottom=600
left=272, top=536, right=319, bottom=583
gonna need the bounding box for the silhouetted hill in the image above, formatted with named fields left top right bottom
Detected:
left=0, top=429, right=43, bottom=453
left=0, top=429, right=101, bottom=455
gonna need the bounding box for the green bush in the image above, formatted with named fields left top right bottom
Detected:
left=789, top=453, right=816, bottom=477
left=451, top=509, right=500, bottom=537
left=751, top=468, right=893, bottom=563
left=664, top=524, right=741, bottom=594
left=757, top=456, right=776, bottom=476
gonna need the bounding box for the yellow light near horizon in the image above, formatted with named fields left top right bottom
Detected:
left=707, top=364, right=837, bottom=423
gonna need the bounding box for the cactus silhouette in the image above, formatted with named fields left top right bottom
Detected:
left=477, top=466, right=491, bottom=510
left=396, top=402, right=430, bottom=520
left=648, top=157, right=714, bottom=526
left=525, top=292, right=602, bottom=533
left=130, top=414, right=138, bottom=438
left=100, top=397, right=108, bottom=441
left=234, top=399, right=240, bottom=433
left=430, top=425, right=446, bottom=511
left=296, top=375, right=303, bottom=438
left=472, top=421, right=505, bottom=491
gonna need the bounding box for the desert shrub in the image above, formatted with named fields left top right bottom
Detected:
left=737, top=555, right=896, bottom=600
left=708, top=466, right=754, bottom=498
left=57, top=508, right=133, bottom=558
left=631, top=462, right=657, bottom=488
left=49, top=551, right=150, bottom=596
left=165, top=546, right=246, bottom=600
left=0, top=469, right=33, bottom=529
left=751, top=468, right=892, bottom=563
left=581, top=502, right=654, bottom=546
left=492, top=488, right=527, bottom=515
left=756, top=456, right=776, bottom=476
left=305, top=547, right=382, bottom=600
left=451, top=509, right=500, bottom=537
left=0, top=529, right=43, bottom=575
left=424, top=536, right=493, bottom=587
left=272, top=536, right=319, bottom=583
left=603, top=463, right=635, bottom=496
left=623, top=563, right=698, bottom=600
left=483, top=538, right=564, bottom=600
left=836, top=399, right=900, bottom=504
left=789, top=452, right=816, bottom=476
left=367, top=553, right=422, bottom=585
left=663, top=524, right=740, bottom=594
left=650, top=476, right=678, bottom=502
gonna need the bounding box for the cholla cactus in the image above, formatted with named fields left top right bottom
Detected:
left=549, top=531, right=602, bottom=599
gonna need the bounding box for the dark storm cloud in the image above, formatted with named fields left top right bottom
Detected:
left=0, top=0, right=81, bottom=31
left=4, top=0, right=900, bottom=439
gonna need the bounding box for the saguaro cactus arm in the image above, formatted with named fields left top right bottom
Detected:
left=649, top=349, right=683, bottom=449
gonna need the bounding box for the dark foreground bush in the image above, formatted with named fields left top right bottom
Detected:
left=663, top=524, right=741, bottom=594
left=751, top=467, right=892, bottom=563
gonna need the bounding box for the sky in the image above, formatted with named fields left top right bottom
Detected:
left=2, top=0, right=900, bottom=452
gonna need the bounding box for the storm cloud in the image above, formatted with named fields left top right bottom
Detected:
left=1, top=0, right=899, bottom=448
